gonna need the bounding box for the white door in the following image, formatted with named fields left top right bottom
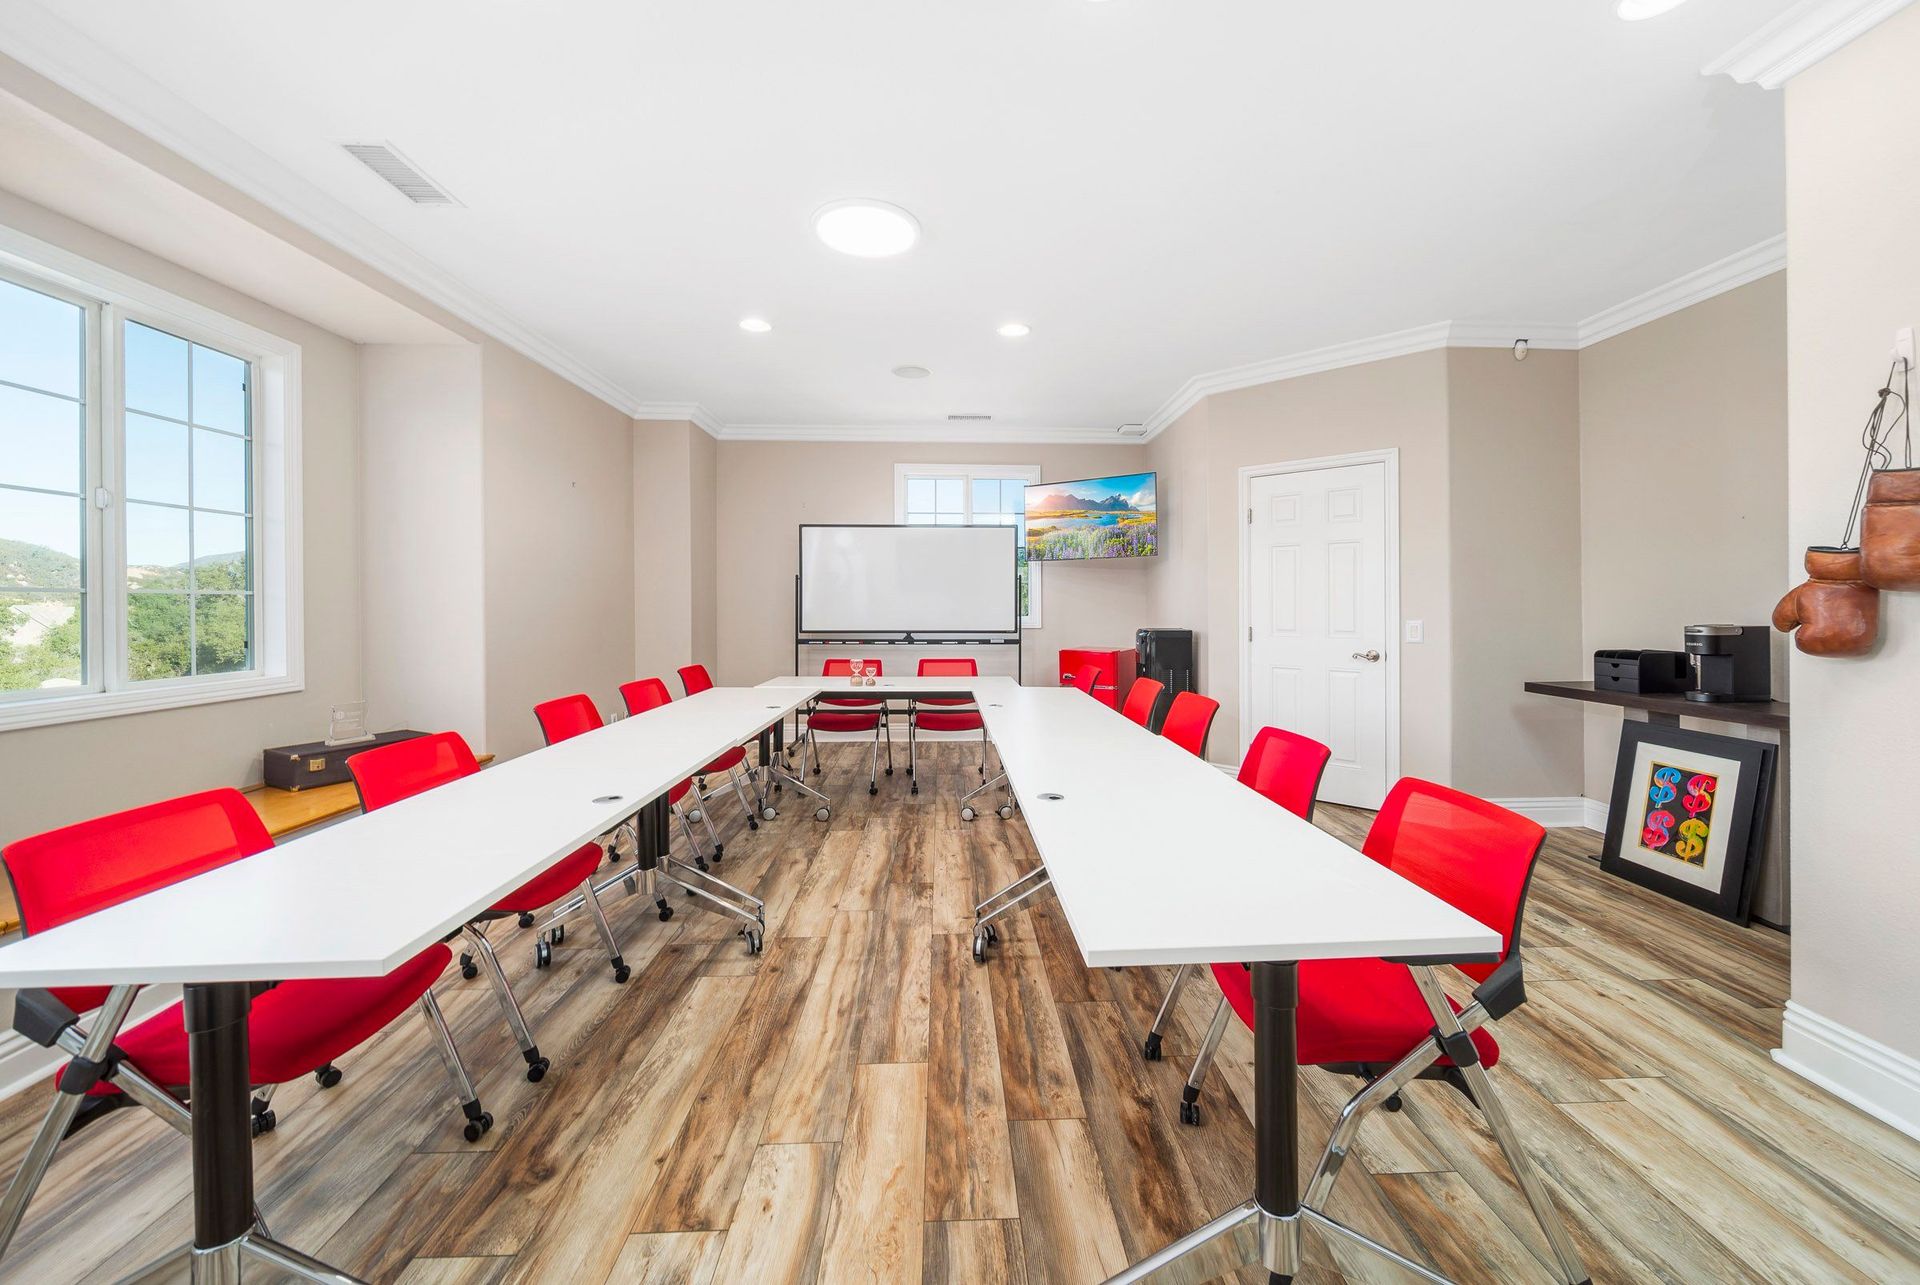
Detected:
left=1245, top=460, right=1392, bottom=808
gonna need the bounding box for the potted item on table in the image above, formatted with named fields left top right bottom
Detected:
left=1772, top=546, right=1879, bottom=658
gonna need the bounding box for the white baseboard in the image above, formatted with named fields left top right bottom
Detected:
left=1774, top=1001, right=1920, bottom=1142
left=1489, top=796, right=1608, bottom=831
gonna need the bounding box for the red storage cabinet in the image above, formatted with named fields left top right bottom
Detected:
left=1058, top=648, right=1136, bottom=710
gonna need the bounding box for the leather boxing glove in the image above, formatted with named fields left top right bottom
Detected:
left=1773, top=546, right=1879, bottom=657
left=1861, top=468, right=1920, bottom=590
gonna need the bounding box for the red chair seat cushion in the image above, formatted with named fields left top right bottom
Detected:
left=84, top=943, right=453, bottom=1093
left=699, top=745, right=748, bottom=775
left=809, top=711, right=881, bottom=732
left=1210, top=957, right=1499, bottom=1069
left=492, top=842, right=602, bottom=913
left=915, top=711, right=983, bottom=733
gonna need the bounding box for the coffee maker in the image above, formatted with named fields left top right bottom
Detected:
left=1682, top=624, right=1771, bottom=703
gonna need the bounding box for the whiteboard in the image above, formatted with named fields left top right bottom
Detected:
left=800, top=525, right=1018, bottom=634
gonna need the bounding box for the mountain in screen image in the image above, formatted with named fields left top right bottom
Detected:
left=1025, top=472, right=1157, bottom=561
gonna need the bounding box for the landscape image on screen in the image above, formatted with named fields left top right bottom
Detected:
left=1025, top=472, right=1157, bottom=561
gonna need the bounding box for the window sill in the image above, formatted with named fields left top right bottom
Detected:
left=0, top=673, right=304, bottom=734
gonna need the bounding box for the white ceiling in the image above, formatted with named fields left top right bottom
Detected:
left=0, top=0, right=1794, bottom=434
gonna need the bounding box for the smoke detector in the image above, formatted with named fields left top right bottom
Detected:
left=342, top=143, right=460, bottom=206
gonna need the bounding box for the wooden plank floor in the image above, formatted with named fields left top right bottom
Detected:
left=3, top=741, right=1918, bottom=1284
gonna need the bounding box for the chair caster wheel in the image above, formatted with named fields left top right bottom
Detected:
left=657, top=899, right=674, bottom=922
left=998, top=804, right=1015, bottom=820
left=526, top=1057, right=550, bottom=1083
left=535, top=939, right=553, bottom=969
left=613, top=962, right=631, bottom=983
left=961, top=806, right=977, bottom=822
left=1142, top=1033, right=1163, bottom=1061
left=459, top=954, right=478, bottom=980
left=695, top=857, right=710, bottom=872
left=911, top=782, right=920, bottom=795
left=712, top=844, right=724, bottom=862
left=868, top=784, right=879, bottom=796
left=744, top=928, right=764, bottom=955
left=250, top=1103, right=276, bottom=1137
left=518, top=912, right=535, bottom=929
left=815, top=807, right=832, bottom=821
left=314, top=1064, right=343, bottom=1089
left=762, top=806, right=778, bottom=821
left=463, top=1112, right=494, bottom=1143
left=748, top=817, right=759, bottom=831
left=972, top=935, right=988, bottom=963
left=812, top=765, right=821, bottom=776
left=552, top=923, right=565, bottom=944
left=604, top=845, right=618, bottom=865
left=1179, top=1101, right=1200, bottom=1126
left=885, top=766, right=893, bottom=776
left=983, top=923, right=999, bottom=944
left=1383, top=1093, right=1404, bottom=1113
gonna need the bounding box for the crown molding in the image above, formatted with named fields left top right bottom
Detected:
left=0, top=1, right=647, bottom=419
left=1704, top=0, right=1914, bottom=89
left=1445, top=321, right=1581, bottom=350
left=633, top=402, right=726, bottom=438
left=1577, top=234, right=1785, bottom=346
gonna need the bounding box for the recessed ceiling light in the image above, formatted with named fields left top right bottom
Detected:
left=997, top=322, right=1032, bottom=339
left=892, top=365, right=930, bottom=379
left=814, top=199, right=920, bottom=257
left=1615, top=0, right=1687, bottom=19
left=739, top=317, right=772, bottom=333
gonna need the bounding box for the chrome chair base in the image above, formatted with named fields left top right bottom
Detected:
left=1103, top=1196, right=1455, bottom=1284
left=114, top=1227, right=365, bottom=1284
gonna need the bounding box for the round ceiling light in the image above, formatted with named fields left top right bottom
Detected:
left=739, top=317, right=772, bottom=333
left=997, top=322, right=1032, bottom=339
left=814, top=199, right=921, bottom=257
left=892, top=365, right=931, bottom=379
left=1615, top=0, right=1687, bottom=18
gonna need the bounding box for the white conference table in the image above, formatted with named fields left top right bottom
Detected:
left=767, top=674, right=1502, bottom=1283
left=0, top=686, right=816, bottom=1284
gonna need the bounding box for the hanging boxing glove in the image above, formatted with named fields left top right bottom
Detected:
left=1773, top=546, right=1879, bottom=657
left=1860, top=468, right=1920, bottom=590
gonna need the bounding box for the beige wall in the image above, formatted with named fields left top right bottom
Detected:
left=632, top=420, right=700, bottom=686
left=689, top=427, right=718, bottom=668
left=1782, top=9, right=1920, bottom=1083
left=0, top=186, right=365, bottom=843
left=711, top=441, right=1153, bottom=687
left=480, top=342, right=635, bottom=758
left=1199, top=351, right=1456, bottom=774
left=1145, top=402, right=1210, bottom=690
left=361, top=343, right=486, bottom=747
left=1448, top=348, right=1586, bottom=799
left=1576, top=276, right=1790, bottom=797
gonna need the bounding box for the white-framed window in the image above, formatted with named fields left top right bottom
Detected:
left=0, top=227, right=302, bottom=732
left=894, top=463, right=1041, bottom=628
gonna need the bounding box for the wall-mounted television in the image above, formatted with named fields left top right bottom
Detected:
left=1025, top=471, right=1158, bottom=561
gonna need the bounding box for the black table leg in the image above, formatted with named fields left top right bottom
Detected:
left=1252, top=960, right=1301, bottom=1281
left=184, top=981, right=253, bottom=1281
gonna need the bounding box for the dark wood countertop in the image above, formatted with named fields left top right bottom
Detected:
left=1524, top=680, right=1790, bottom=730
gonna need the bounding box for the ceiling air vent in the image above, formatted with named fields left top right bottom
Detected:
left=341, top=143, right=460, bottom=206
left=1116, top=423, right=1148, bottom=437
left=947, top=413, right=992, bottom=423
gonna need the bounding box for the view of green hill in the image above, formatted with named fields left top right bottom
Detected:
left=0, top=537, right=81, bottom=589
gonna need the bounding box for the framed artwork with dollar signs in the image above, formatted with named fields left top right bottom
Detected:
left=1600, top=722, right=1775, bottom=924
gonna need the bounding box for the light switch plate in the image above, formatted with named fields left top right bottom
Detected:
left=1404, top=620, right=1424, bottom=643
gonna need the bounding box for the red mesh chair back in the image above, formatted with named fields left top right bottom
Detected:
left=1068, top=665, right=1101, bottom=695
left=678, top=664, right=714, bottom=696
left=918, top=657, right=977, bottom=706
left=348, top=732, right=480, bottom=812
left=534, top=693, right=603, bottom=745
left=620, top=677, right=674, bottom=715
left=1120, top=677, right=1164, bottom=726
left=1237, top=726, right=1332, bottom=822
left=1363, top=779, right=1545, bottom=983
left=1161, top=691, right=1219, bottom=758
left=3, top=789, right=271, bottom=1012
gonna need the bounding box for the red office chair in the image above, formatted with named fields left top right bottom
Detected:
left=621, top=678, right=767, bottom=953
left=1176, top=779, right=1588, bottom=1285
left=1120, top=676, right=1164, bottom=727
left=533, top=693, right=677, bottom=929
left=1141, top=725, right=1332, bottom=1062
left=667, top=664, right=764, bottom=839
left=908, top=657, right=991, bottom=793
left=805, top=658, right=893, bottom=797
left=0, top=792, right=492, bottom=1263
left=1068, top=664, right=1102, bottom=695
left=348, top=733, right=622, bottom=1069
left=1160, top=690, right=1219, bottom=758
left=677, top=663, right=713, bottom=696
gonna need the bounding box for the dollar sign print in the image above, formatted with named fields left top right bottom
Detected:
left=1642, top=809, right=1675, bottom=850
left=1674, top=818, right=1710, bottom=863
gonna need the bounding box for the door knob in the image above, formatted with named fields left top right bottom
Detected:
left=1352, top=650, right=1381, bottom=662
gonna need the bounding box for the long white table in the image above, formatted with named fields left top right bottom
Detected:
left=0, top=686, right=814, bottom=1283
left=767, top=675, right=1515, bottom=1283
